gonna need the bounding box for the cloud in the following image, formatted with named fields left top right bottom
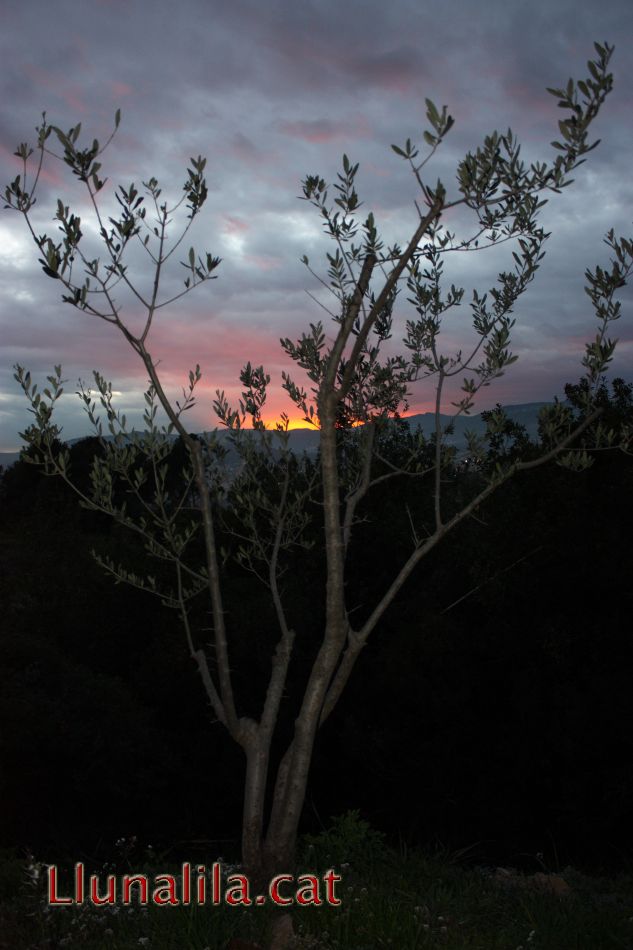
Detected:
left=1, top=0, right=632, bottom=451
left=278, top=117, right=371, bottom=144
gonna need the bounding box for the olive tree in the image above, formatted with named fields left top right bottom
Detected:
left=5, top=39, right=632, bottom=940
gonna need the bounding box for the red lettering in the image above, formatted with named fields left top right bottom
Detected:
left=153, top=874, right=178, bottom=905
left=323, top=868, right=342, bottom=906
left=296, top=873, right=322, bottom=906
left=122, top=874, right=148, bottom=905
left=212, top=862, right=221, bottom=904
left=75, top=862, right=84, bottom=904
left=90, top=874, right=116, bottom=905
left=47, top=865, right=72, bottom=905
left=197, top=865, right=206, bottom=904
left=225, top=873, right=251, bottom=906
left=269, top=874, right=293, bottom=906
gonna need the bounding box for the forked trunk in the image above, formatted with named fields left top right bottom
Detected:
left=240, top=742, right=301, bottom=887
left=240, top=717, right=328, bottom=949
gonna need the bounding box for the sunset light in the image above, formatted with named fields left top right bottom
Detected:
left=0, top=2, right=631, bottom=455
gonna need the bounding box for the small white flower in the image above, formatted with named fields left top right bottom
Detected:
left=138, top=939, right=150, bottom=947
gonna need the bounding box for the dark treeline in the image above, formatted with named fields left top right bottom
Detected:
left=1, top=379, right=632, bottom=874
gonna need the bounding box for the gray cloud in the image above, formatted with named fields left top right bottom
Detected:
left=1, top=0, right=632, bottom=449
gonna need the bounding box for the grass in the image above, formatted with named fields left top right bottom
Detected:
left=1, top=826, right=632, bottom=950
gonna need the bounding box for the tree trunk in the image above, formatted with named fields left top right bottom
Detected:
left=238, top=391, right=353, bottom=946
left=239, top=710, right=332, bottom=949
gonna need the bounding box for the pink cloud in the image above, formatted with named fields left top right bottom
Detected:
left=112, top=319, right=315, bottom=428
left=222, top=215, right=250, bottom=235
left=243, top=254, right=282, bottom=271
left=269, top=26, right=426, bottom=99
left=279, top=116, right=372, bottom=144
left=22, top=62, right=60, bottom=89
left=109, top=81, right=133, bottom=99
left=22, top=64, right=89, bottom=115
left=361, top=54, right=421, bottom=95
left=131, top=316, right=288, bottom=381
left=61, top=88, right=89, bottom=114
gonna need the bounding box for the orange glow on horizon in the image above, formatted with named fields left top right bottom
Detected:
left=261, top=415, right=370, bottom=430
left=262, top=415, right=315, bottom=431
left=261, top=408, right=435, bottom=431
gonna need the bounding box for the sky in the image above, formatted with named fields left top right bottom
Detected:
left=1, top=0, right=632, bottom=451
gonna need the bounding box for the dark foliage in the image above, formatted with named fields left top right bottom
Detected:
left=1, top=383, right=632, bottom=872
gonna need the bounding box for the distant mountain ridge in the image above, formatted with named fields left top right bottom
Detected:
left=401, top=401, right=550, bottom=445
left=0, top=401, right=552, bottom=472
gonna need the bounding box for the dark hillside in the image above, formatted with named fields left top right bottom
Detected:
left=1, top=393, right=632, bottom=872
